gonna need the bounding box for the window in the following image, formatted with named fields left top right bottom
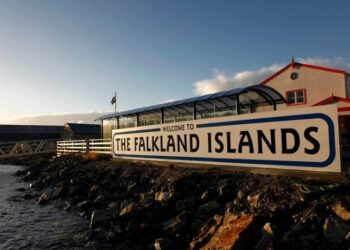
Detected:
left=286, top=89, right=306, bottom=105
left=196, top=96, right=237, bottom=120
left=163, top=104, right=194, bottom=123
left=119, top=115, right=137, bottom=129
left=139, top=111, right=161, bottom=127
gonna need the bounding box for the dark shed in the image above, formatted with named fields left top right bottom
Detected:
left=0, top=125, right=63, bottom=142
left=60, top=123, right=101, bottom=140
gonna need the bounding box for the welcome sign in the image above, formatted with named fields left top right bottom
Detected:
left=112, top=105, right=340, bottom=172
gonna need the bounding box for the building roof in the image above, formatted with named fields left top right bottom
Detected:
left=66, top=123, right=101, bottom=135
left=312, top=95, right=350, bottom=113
left=95, top=84, right=285, bottom=120
left=261, top=59, right=349, bottom=85
left=0, top=125, right=63, bottom=134
left=312, top=95, right=350, bottom=106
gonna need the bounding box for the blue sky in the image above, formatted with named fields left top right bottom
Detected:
left=1, top=0, right=350, bottom=124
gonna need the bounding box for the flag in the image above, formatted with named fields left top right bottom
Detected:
left=111, top=94, right=116, bottom=105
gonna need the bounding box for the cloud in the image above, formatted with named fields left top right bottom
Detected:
left=194, top=57, right=350, bottom=95
left=0, top=112, right=107, bottom=125
left=297, top=57, right=350, bottom=71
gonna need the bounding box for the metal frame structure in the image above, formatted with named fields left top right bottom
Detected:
left=96, top=85, right=285, bottom=138
left=0, top=139, right=57, bottom=159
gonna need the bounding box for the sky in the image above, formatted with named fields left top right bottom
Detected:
left=1, top=0, right=350, bottom=125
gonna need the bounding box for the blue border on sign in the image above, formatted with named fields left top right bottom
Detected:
left=113, top=128, right=161, bottom=135
left=112, top=113, right=336, bottom=168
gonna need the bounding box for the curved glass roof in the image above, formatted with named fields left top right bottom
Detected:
left=95, top=84, right=285, bottom=120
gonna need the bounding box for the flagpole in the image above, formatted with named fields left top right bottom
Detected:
left=114, top=91, right=117, bottom=129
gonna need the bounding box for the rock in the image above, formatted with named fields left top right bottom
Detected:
left=77, top=200, right=91, bottom=212
left=237, top=190, right=245, bottom=200
left=262, top=222, right=274, bottom=236
left=299, top=233, right=318, bottom=248
left=113, top=224, right=123, bottom=235
left=155, top=191, right=176, bottom=203
left=332, top=204, right=350, bottom=221
left=108, top=201, right=120, bottom=209
left=90, top=209, right=113, bottom=229
left=247, top=194, right=260, bottom=208
left=93, top=194, right=106, bottom=205
left=37, top=186, right=62, bottom=204
left=190, top=218, right=206, bottom=232
left=119, top=202, right=139, bottom=218
left=139, top=223, right=162, bottom=235
left=346, top=231, right=350, bottom=240
left=323, top=217, right=350, bottom=243
left=154, top=238, right=176, bottom=250
left=255, top=222, right=275, bottom=250
left=89, top=184, right=99, bottom=194
left=197, top=200, right=220, bottom=215
left=143, top=209, right=169, bottom=223
left=200, top=191, right=212, bottom=202
left=176, top=210, right=192, bottom=226
left=217, top=184, right=234, bottom=201
left=68, top=185, right=82, bottom=197
left=233, top=199, right=241, bottom=206
left=125, top=220, right=139, bottom=233
left=189, top=215, right=223, bottom=250
left=197, top=213, right=258, bottom=250
left=175, top=197, right=200, bottom=211
left=127, top=182, right=137, bottom=192
left=163, top=218, right=184, bottom=234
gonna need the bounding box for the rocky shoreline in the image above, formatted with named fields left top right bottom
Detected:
left=9, top=154, right=350, bottom=249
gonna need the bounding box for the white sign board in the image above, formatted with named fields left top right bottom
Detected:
left=112, top=105, right=341, bottom=172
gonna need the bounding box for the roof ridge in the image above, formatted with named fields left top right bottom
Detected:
left=261, top=60, right=348, bottom=85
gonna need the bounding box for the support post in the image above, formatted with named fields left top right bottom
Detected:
left=193, top=103, right=197, bottom=120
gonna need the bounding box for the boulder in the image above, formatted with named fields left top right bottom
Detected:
left=255, top=222, right=275, bottom=250
left=247, top=194, right=260, bottom=209
left=197, top=200, right=220, bottom=215
left=154, top=238, right=177, bottom=250
left=119, top=202, right=139, bottom=218
left=217, top=184, right=234, bottom=201
left=37, top=186, right=62, bottom=204
left=323, top=217, right=350, bottom=243
left=175, top=197, right=200, bottom=211
left=236, top=191, right=245, bottom=200
left=197, top=213, right=258, bottom=250
left=189, top=215, right=223, bottom=250
left=90, top=209, right=113, bottom=229
left=93, top=194, right=106, bottom=206
left=332, top=204, right=350, bottom=221
left=155, top=191, right=176, bottom=203
left=163, top=218, right=184, bottom=234
left=77, top=200, right=92, bottom=212
left=176, top=210, right=192, bottom=226
left=200, top=190, right=213, bottom=202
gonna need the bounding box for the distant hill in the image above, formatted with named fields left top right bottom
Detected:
left=0, top=112, right=106, bottom=126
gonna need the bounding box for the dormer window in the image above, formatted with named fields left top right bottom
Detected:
left=286, top=89, right=306, bottom=105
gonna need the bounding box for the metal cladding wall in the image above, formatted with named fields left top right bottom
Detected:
left=112, top=105, right=341, bottom=173
left=0, top=125, right=63, bottom=142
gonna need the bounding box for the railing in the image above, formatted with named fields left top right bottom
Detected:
left=57, top=139, right=112, bottom=156
left=88, top=139, right=112, bottom=154
left=0, top=139, right=57, bottom=159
